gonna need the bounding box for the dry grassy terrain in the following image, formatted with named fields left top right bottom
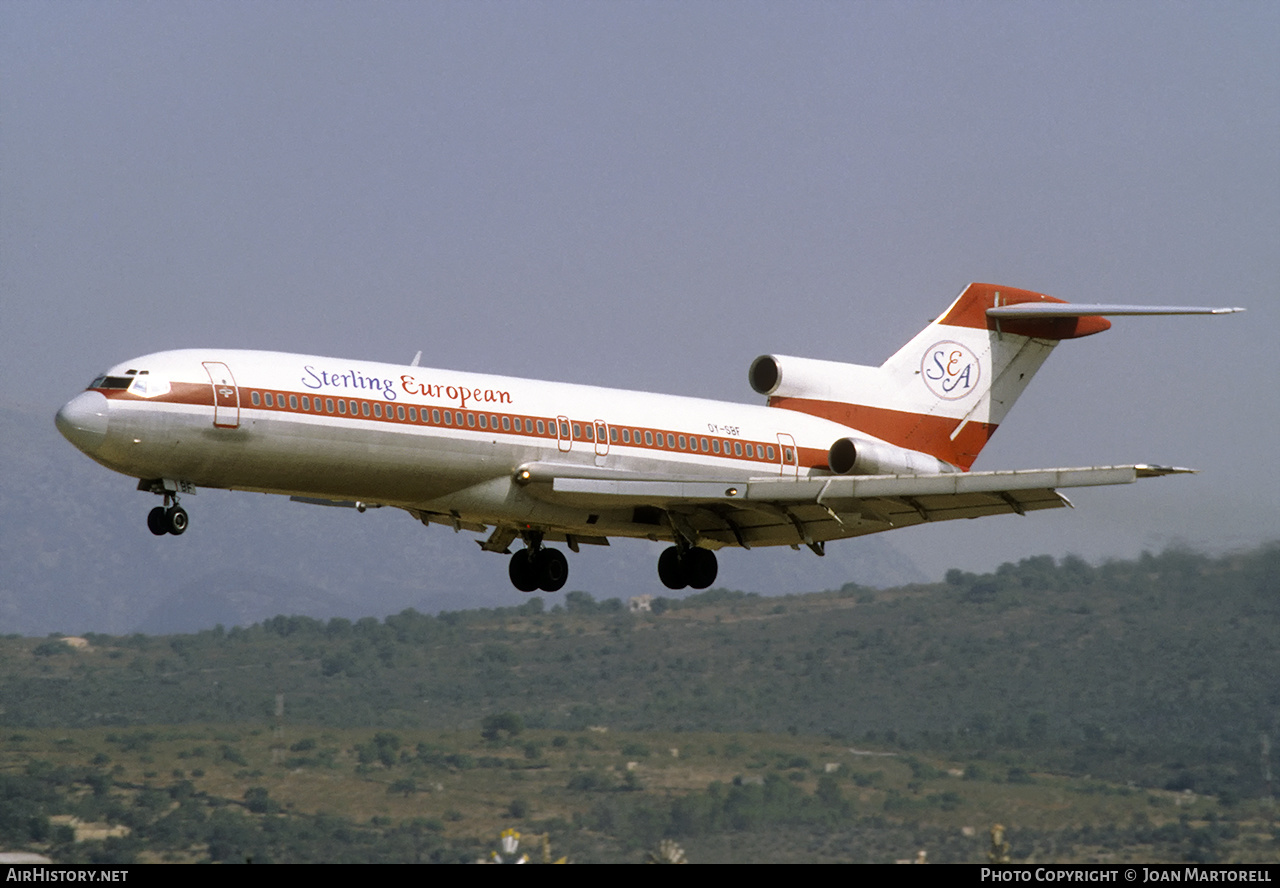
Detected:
left=3, top=724, right=1274, bottom=863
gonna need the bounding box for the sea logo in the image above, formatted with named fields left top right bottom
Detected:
left=921, top=341, right=980, bottom=400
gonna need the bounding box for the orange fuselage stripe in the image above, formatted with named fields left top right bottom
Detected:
left=96, top=384, right=800, bottom=468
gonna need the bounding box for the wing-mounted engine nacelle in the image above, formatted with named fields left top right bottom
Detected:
left=827, top=436, right=958, bottom=476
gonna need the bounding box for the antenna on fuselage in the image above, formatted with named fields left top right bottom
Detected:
left=411, top=350, right=422, bottom=367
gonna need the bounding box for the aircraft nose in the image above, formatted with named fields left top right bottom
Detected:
left=56, top=391, right=110, bottom=453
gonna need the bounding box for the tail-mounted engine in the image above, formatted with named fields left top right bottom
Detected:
left=827, top=436, right=958, bottom=476
left=750, top=354, right=958, bottom=476
left=748, top=353, right=868, bottom=400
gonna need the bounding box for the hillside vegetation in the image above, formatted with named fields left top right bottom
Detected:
left=2, top=542, right=1277, bottom=863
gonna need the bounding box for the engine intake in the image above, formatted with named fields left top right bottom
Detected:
left=748, top=355, right=783, bottom=396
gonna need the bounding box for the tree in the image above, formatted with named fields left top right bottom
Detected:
left=389, top=779, right=417, bottom=797
left=481, top=712, right=524, bottom=741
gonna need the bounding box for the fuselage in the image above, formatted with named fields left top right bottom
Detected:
left=56, top=348, right=887, bottom=546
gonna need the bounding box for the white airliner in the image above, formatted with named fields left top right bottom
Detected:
left=56, top=283, right=1239, bottom=594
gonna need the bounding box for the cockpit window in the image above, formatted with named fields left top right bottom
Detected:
left=90, top=375, right=132, bottom=390
left=128, top=372, right=169, bottom=398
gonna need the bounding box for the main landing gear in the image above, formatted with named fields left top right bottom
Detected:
left=147, top=495, right=189, bottom=536
left=504, top=537, right=718, bottom=593
left=509, top=544, right=569, bottom=593
left=657, top=545, right=718, bottom=590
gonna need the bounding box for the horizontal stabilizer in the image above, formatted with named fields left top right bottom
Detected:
left=987, top=303, right=1243, bottom=318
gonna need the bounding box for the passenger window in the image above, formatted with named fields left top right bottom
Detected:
left=678, top=435, right=687, bottom=449
left=584, top=425, right=593, bottom=441
left=536, top=419, right=545, bottom=435
left=251, top=391, right=261, bottom=406
left=264, top=392, right=274, bottom=407
left=666, top=433, right=675, bottom=448
left=478, top=415, right=488, bottom=429
left=609, top=427, right=618, bottom=443
left=502, top=416, right=510, bottom=431
left=407, top=407, right=416, bottom=421
left=301, top=396, right=310, bottom=410
left=559, top=421, right=570, bottom=437
left=766, top=445, right=775, bottom=460
left=443, top=411, right=452, bottom=425
left=700, top=437, right=710, bottom=452
left=431, top=409, right=440, bottom=423
left=326, top=398, right=334, bottom=413
left=733, top=441, right=742, bottom=456
left=397, top=405, right=405, bottom=420
left=573, top=423, right=581, bottom=439
left=745, top=443, right=754, bottom=458
left=622, top=429, right=630, bottom=443
left=290, top=395, right=298, bottom=409
left=712, top=440, right=720, bottom=453
left=359, top=402, right=369, bottom=417
left=338, top=400, right=346, bottom=415
left=644, top=431, right=653, bottom=446
left=373, top=404, right=382, bottom=418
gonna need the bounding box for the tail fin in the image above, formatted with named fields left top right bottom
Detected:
left=753, top=283, right=1240, bottom=471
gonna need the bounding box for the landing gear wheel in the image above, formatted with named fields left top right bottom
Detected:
left=658, top=546, right=687, bottom=590
left=657, top=546, right=718, bottom=590
left=508, top=549, right=540, bottom=592
left=147, top=506, right=168, bottom=536
left=165, top=505, right=189, bottom=536
left=685, top=548, right=718, bottom=590
left=534, top=548, right=568, bottom=593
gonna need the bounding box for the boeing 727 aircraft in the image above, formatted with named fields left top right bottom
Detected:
left=55, top=283, right=1240, bottom=593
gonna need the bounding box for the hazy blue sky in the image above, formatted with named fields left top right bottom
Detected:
left=3, top=1, right=1276, bottom=584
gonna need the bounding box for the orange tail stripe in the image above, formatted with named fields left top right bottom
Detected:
left=768, top=397, right=996, bottom=471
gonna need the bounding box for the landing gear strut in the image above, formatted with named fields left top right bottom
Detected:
left=657, top=545, right=717, bottom=590
left=147, top=494, right=188, bottom=536
left=508, top=540, right=568, bottom=593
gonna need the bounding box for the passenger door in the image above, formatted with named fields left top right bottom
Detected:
left=776, top=432, right=798, bottom=477
left=203, top=361, right=240, bottom=429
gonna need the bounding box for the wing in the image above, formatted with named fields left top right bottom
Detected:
left=516, top=463, right=1193, bottom=553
